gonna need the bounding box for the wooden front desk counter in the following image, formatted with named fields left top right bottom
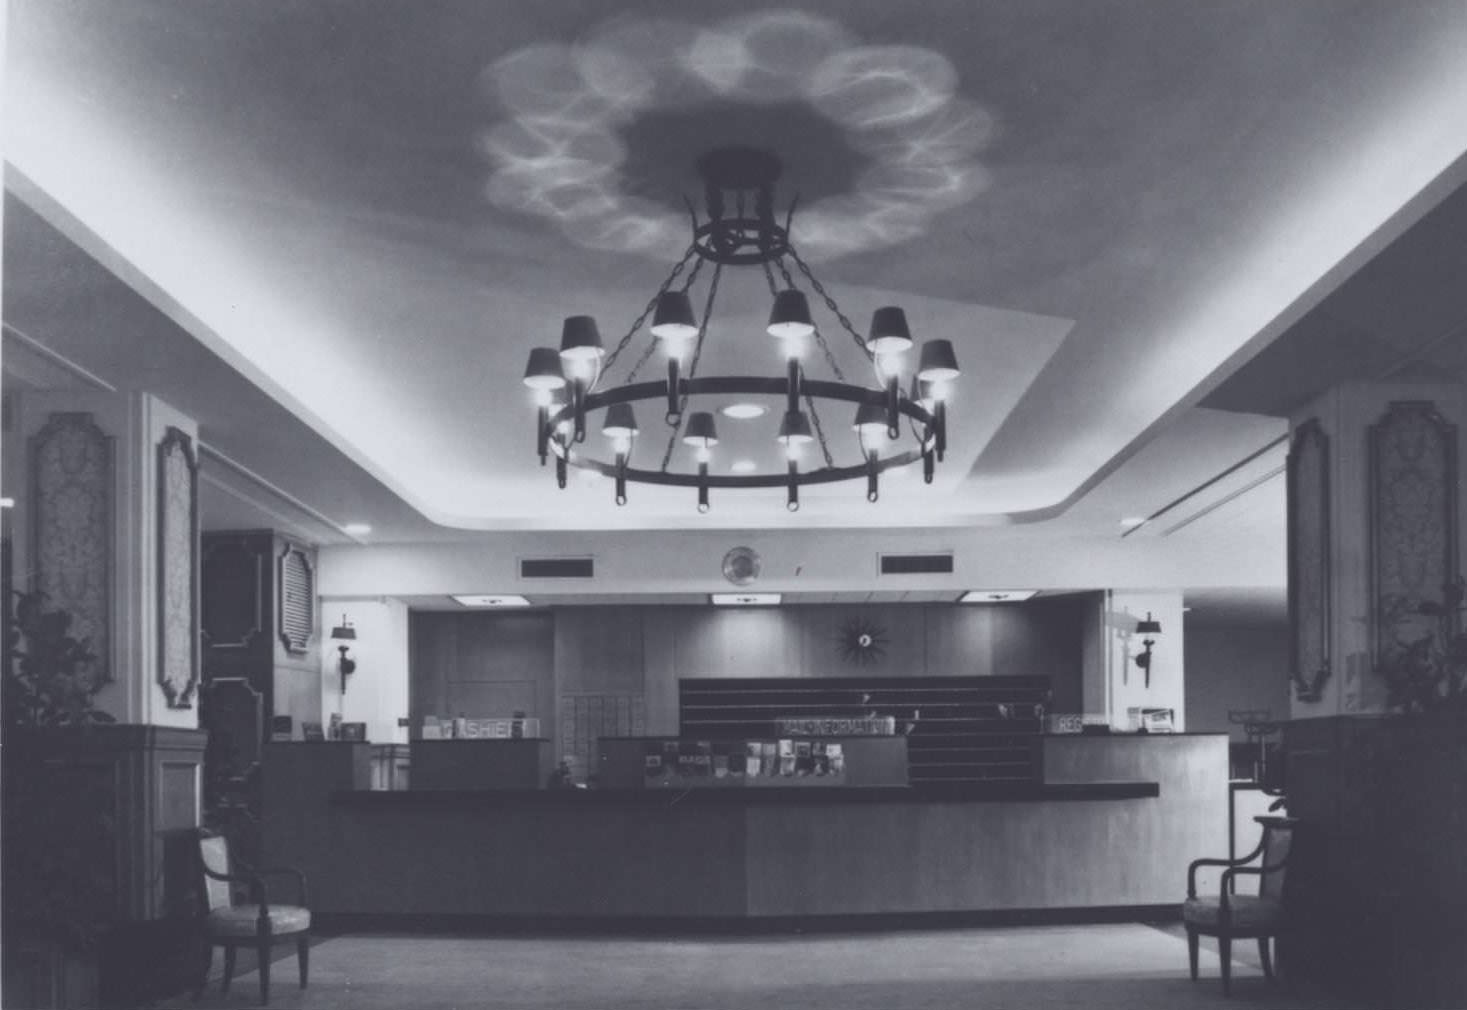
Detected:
left=261, top=734, right=1225, bottom=923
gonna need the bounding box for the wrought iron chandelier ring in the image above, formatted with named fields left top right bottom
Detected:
left=547, top=376, right=938, bottom=490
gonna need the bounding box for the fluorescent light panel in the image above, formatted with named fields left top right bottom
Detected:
left=453, top=594, right=531, bottom=607
left=958, top=590, right=1037, bottom=603
left=710, top=593, right=782, bottom=606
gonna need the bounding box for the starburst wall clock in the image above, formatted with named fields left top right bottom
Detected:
left=837, top=616, right=889, bottom=666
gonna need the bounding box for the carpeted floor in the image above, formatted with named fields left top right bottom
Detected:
left=165, top=924, right=1370, bottom=1010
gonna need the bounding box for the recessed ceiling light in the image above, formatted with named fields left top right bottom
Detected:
left=710, top=593, right=782, bottom=606
left=342, top=522, right=372, bottom=536
left=0, top=497, right=14, bottom=509
left=730, top=460, right=758, bottom=474
left=958, top=590, right=1037, bottom=603
left=1120, top=517, right=1147, bottom=528
left=452, top=594, right=532, bottom=607
left=577, top=468, right=604, bottom=482
left=720, top=403, right=767, bottom=420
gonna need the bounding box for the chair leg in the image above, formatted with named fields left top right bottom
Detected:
left=297, top=935, right=310, bottom=988
left=258, top=938, right=272, bottom=1005
left=1187, top=928, right=1199, bottom=981
left=222, top=945, right=236, bottom=993
left=194, top=943, right=212, bottom=999
left=1259, top=937, right=1274, bottom=980
left=1219, top=935, right=1232, bottom=996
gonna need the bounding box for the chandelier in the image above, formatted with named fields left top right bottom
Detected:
left=520, top=146, right=960, bottom=513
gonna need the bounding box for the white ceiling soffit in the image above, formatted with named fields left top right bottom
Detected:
left=6, top=2, right=1467, bottom=532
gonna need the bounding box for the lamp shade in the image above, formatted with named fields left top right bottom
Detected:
left=767, top=290, right=815, bottom=340
left=852, top=401, right=888, bottom=438
left=1136, top=612, right=1162, bottom=635
left=867, top=306, right=913, bottom=355
left=682, top=411, right=719, bottom=447
left=777, top=409, right=814, bottom=444
left=651, top=291, right=699, bottom=343
left=916, top=339, right=959, bottom=382
left=601, top=403, right=639, bottom=440
left=522, top=347, right=567, bottom=390
left=329, top=615, right=356, bottom=641
left=559, top=315, right=604, bottom=362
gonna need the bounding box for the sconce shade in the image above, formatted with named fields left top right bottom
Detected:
left=601, top=403, right=639, bottom=440
left=682, top=411, right=719, bottom=447
left=767, top=290, right=815, bottom=340
left=559, top=315, right=604, bottom=361
left=777, top=409, right=814, bottom=444
left=852, top=401, right=888, bottom=438
left=651, top=291, right=699, bottom=343
left=330, top=615, right=356, bottom=641
left=917, top=339, right=960, bottom=382
left=867, top=306, right=913, bottom=355
left=522, top=347, right=566, bottom=390
left=1136, top=612, right=1162, bottom=635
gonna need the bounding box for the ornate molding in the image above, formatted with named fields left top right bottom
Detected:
left=30, top=412, right=113, bottom=681
left=1288, top=418, right=1331, bottom=703
left=1369, top=401, right=1459, bottom=674
left=157, top=427, right=199, bottom=708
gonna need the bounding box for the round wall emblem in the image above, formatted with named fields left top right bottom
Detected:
left=721, top=546, right=761, bottom=586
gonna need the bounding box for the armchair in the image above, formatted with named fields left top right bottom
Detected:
left=195, top=829, right=311, bottom=1005
left=1183, top=814, right=1296, bottom=995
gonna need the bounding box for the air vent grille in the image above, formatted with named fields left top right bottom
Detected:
left=278, top=545, right=315, bottom=654
left=880, top=553, right=954, bottom=575
left=520, top=557, right=594, bottom=579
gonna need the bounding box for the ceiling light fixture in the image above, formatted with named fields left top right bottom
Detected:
left=452, top=594, right=532, bottom=608
left=719, top=403, right=768, bottom=420
left=710, top=593, right=782, bottom=606
left=958, top=590, right=1038, bottom=603
left=522, top=146, right=958, bottom=513
left=342, top=522, right=372, bottom=536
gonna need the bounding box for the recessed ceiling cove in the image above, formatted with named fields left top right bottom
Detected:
left=478, top=10, right=994, bottom=258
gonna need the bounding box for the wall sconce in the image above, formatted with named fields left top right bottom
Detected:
left=1133, top=612, right=1162, bottom=688
left=330, top=614, right=357, bottom=691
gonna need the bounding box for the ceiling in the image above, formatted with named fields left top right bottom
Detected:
left=4, top=1, right=1467, bottom=609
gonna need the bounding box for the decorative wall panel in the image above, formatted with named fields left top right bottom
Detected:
left=1288, top=419, right=1331, bottom=703
left=30, top=412, right=113, bottom=681
left=277, top=543, right=315, bottom=654
left=1369, top=401, right=1458, bottom=670
left=157, top=428, right=199, bottom=707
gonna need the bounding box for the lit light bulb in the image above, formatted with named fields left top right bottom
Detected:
left=785, top=441, right=803, bottom=461
left=695, top=445, right=712, bottom=464
left=532, top=387, right=554, bottom=408
left=612, top=435, right=632, bottom=456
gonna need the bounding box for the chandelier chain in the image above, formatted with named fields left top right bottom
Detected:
left=803, top=392, right=837, bottom=469
left=786, top=246, right=876, bottom=365
left=599, top=243, right=698, bottom=379
left=659, top=261, right=724, bottom=471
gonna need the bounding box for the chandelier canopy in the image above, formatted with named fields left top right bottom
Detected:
left=521, top=146, right=959, bottom=513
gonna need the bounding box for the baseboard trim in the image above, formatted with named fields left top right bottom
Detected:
left=317, top=905, right=1180, bottom=937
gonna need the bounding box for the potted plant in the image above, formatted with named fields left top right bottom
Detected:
left=3, top=590, right=116, bottom=1008
left=1376, top=576, right=1467, bottom=715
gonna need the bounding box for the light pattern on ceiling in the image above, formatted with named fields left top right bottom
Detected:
left=478, top=10, right=994, bottom=259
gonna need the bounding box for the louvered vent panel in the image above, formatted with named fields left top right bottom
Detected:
left=278, top=546, right=314, bottom=653
left=879, top=553, right=954, bottom=575
left=521, top=557, right=594, bottom=579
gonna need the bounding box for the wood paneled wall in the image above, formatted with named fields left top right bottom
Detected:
left=410, top=599, right=1087, bottom=765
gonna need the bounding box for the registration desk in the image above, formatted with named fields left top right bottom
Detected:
left=261, top=734, right=1225, bottom=925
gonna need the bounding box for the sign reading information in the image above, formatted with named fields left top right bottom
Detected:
left=774, top=716, right=895, bottom=737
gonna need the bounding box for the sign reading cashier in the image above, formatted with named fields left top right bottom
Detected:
left=774, top=716, right=895, bottom=736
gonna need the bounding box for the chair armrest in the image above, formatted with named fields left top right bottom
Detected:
left=1221, top=852, right=1290, bottom=899
left=200, top=861, right=269, bottom=905
left=255, top=866, right=309, bottom=906
left=1187, top=838, right=1266, bottom=897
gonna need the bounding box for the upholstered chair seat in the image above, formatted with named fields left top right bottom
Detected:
left=206, top=903, right=312, bottom=937
left=1182, top=894, right=1282, bottom=930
